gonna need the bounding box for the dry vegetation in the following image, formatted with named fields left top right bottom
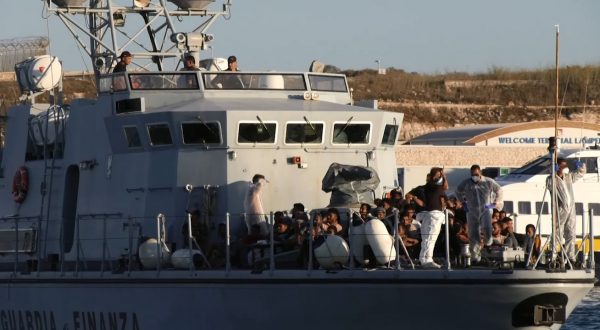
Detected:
left=1, top=66, right=599, bottom=140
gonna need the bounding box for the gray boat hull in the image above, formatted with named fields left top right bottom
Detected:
left=0, top=269, right=594, bottom=330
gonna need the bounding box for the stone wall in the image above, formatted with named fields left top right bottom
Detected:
left=395, top=145, right=549, bottom=168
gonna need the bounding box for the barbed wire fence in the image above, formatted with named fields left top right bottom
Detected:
left=0, top=37, right=49, bottom=73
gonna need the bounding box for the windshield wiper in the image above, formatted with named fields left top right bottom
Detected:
left=197, top=116, right=219, bottom=143
left=256, top=115, right=272, bottom=141
left=334, top=116, right=354, bottom=139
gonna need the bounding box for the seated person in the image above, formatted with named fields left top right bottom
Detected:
left=499, top=217, right=519, bottom=249
left=274, top=216, right=297, bottom=251
left=374, top=207, right=393, bottom=235
left=398, top=222, right=420, bottom=260
left=324, top=208, right=343, bottom=236
left=402, top=212, right=420, bottom=239
left=456, top=222, right=469, bottom=245
left=492, top=222, right=506, bottom=245
left=522, top=224, right=541, bottom=264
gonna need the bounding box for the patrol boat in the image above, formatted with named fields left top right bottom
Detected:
left=0, top=1, right=594, bottom=329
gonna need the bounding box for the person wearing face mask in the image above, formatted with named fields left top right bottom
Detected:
left=415, top=167, right=448, bottom=268
left=546, top=158, right=586, bottom=266
left=456, top=164, right=503, bottom=265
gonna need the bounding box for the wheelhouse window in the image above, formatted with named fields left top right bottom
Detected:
left=503, top=201, right=514, bottom=214
left=381, top=124, right=399, bottom=146
left=237, top=121, right=277, bottom=144
left=129, top=73, right=199, bottom=90
left=589, top=203, right=600, bottom=215
left=511, top=157, right=552, bottom=175
left=575, top=203, right=584, bottom=216
left=123, top=126, right=142, bottom=148
left=147, top=123, right=173, bottom=146
left=518, top=201, right=532, bottom=215
left=332, top=123, right=371, bottom=144
left=285, top=122, right=324, bottom=144
left=535, top=202, right=549, bottom=215
left=308, top=75, right=348, bottom=92
left=181, top=122, right=221, bottom=145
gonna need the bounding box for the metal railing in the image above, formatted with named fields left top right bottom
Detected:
left=0, top=206, right=595, bottom=277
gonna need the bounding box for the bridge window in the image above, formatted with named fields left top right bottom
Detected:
left=589, top=203, right=600, bottom=215
left=575, top=203, right=584, bottom=216
left=147, top=123, right=173, bottom=146
left=308, top=75, right=347, bottom=92
left=237, top=121, right=277, bottom=144
left=566, top=157, right=598, bottom=172
left=518, top=201, right=531, bottom=215
left=181, top=122, right=221, bottom=145
left=332, top=123, right=371, bottom=144
left=381, top=124, right=399, bottom=146
left=285, top=122, right=324, bottom=144
left=129, top=73, right=199, bottom=90
left=503, top=201, right=514, bottom=214
left=123, top=126, right=142, bottom=148
left=535, top=202, right=549, bottom=215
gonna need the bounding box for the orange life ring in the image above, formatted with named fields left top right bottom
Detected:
left=11, top=166, right=29, bottom=204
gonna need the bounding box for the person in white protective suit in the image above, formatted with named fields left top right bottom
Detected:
left=546, top=158, right=586, bottom=264
left=456, top=165, right=503, bottom=264
left=244, top=174, right=269, bottom=236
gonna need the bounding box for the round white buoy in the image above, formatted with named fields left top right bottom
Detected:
left=350, top=224, right=369, bottom=266
left=313, top=235, right=349, bottom=269
left=138, top=238, right=171, bottom=269
left=171, top=249, right=203, bottom=269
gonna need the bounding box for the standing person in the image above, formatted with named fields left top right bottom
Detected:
left=243, top=174, right=269, bottom=237
left=226, top=55, right=239, bottom=71
left=456, top=165, right=503, bottom=264
left=181, top=55, right=200, bottom=71
left=414, top=167, right=448, bottom=268
left=546, top=158, right=586, bottom=264
left=113, top=51, right=132, bottom=72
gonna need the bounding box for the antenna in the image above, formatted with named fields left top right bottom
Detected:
left=44, top=0, right=233, bottom=77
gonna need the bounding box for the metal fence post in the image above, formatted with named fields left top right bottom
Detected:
left=187, top=213, right=194, bottom=275
left=14, top=219, right=19, bottom=276
left=393, top=210, right=401, bottom=270
left=444, top=209, right=451, bottom=270
left=269, top=212, right=275, bottom=274
left=589, top=209, right=595, bottom=271
left=226, top=213, right=231, bottom=274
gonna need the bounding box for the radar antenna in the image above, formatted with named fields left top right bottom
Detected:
left=44, top=0, right=232, bottom=76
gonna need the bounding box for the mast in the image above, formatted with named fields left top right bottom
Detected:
left=550, top=25, right=560, bottom=264
left=45, top=0, right=232, bottom=80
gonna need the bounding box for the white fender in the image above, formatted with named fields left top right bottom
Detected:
left=349, top=224, right=369, bottom=266
left=171, top=249, right=203, bottom=269
left=365, top=220, right=396, bottom=265
left=313, top=235, right=349, bottom=269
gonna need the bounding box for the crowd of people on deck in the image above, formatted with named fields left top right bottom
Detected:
left=189, top=162, right=586, bottom=270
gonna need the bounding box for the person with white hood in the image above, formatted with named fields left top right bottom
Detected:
left=546, top=158, right=586, bottom=265
left=456, top=165, right=503, bottom=264
left=244, top=174, right=269, bottom=236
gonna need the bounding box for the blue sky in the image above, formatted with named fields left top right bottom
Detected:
left=0, top=0, right=598, bottom=73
